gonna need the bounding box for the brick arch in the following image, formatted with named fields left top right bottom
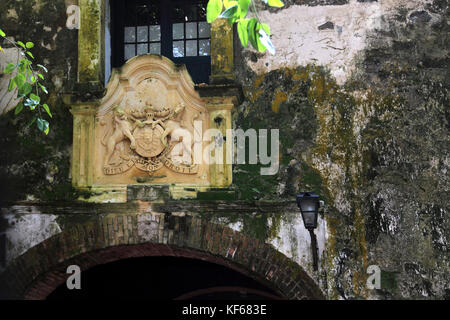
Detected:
left=0, top=214, right=324, bottom=300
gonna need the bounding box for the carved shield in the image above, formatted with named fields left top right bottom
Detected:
left=133, top=124, right=165, bottom=158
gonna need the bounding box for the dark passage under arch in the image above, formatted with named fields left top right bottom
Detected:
left=47, top=256, right=281, bottom=300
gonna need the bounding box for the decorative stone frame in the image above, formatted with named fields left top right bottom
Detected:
left=70, top=0, right=239, bottom=202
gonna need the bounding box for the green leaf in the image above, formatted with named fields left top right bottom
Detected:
left=17, top=41, right=26, bottom=49
left=14, top=73, right=26, bottom=88
left=42, top=103, right=52, bottom=118
left=26, top=42, right=34, bottom=49
left=3, top=63, right=15, bottom=74
left=37, top=73, right=45, bottom=80
left=38, top=83, right=48, bottom=94
left=24, top=98, right=38, bottom=109
left=37, top=118, right=43, bottom=131
left=238, top=0, right=250, bottom=18
left=247, top=18, right=258, bottom=50
left=37, top=118, right=49, bottom=134
left=258, top=26, right=275, bottom=55
left=37, top=64, right=48, bottom=73
left=237, top=19, right=249, bottom=47
left=219, top=4, right=239, bottom=19
left=26, top=51, right=34, bottom=59
left=206, top=0, right=223, bottom=23
left=14, top=102, right=24, bottom=115
left=18, top=62, right=26, bottom=73
left=30, top=93, right=40, bottom=103
left=223, top=0, right=238, bottom=8
left=26, top=116, right=37, bottom=128
left=8, top=78, right=16, bottom=91
left=18, top=82, right=32, bottom=97
left=255, top=23, right=270, bottom=52
left=19, top=58, right=32, bottom=66
left=268, top=0, right=284, bottom=7
left=0, top=29, right=5, bottom=37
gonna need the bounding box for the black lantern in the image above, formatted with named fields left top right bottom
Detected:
left=296, top=192, right=320, bottom=271
left=296, top=192, right=320, bottom=230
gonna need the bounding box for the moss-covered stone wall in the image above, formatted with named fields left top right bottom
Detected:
left=232, top=0, right=449, bottom=299
left=0, top=0, right=79, bottom=202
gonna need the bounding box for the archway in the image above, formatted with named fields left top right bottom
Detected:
left=47, top=255, right=282, bottom=300
left=0, top=214, right=324, bottom=300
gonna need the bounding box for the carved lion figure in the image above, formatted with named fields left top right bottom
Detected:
left=102, top=107, right=137, bottom=166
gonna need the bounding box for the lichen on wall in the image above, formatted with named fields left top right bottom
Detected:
left=233, top=0, right=449, bottom=299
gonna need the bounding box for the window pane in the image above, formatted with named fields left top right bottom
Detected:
left=199, top=39, right=210, bottom=56
left=150, top=25, right=161, bottom=41
left=125, top=44, right=135, bottom=60
left=173, top=41, right=184, bottom=57
left=124, top=27, right=136, bottom=43
left=150, top=43, right=161, bottom=55
left=198, top=22, right=210, bottom=38
left=173, top=23, right=184, bottom=40
left=137, top=26, right=148, bottom=42
left=137, top=43, right=148, bottom=55
left=186, top=40, right=197, bottom=56
left=186, top=22, right=197, bottom=39
left=185, top=5, right=197, bottom=21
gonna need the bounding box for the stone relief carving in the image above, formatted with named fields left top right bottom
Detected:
left=101, top=100, right=199, bottom=176
left=80, top=55, right=213, bottom=189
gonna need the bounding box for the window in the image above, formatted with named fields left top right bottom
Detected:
left=111, top=0, right=211, bottom=84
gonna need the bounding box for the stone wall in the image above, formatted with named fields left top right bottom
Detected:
left=232, top=0, right=449, bottom=299
left=0, top=0, right=448, bottom=299
left=0, top=0, right=78, bottom=202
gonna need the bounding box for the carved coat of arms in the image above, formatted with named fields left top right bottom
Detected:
left=101, top=103, right=199, bottom=176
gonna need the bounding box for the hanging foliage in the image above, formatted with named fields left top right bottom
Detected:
left=206, top=0, right=283, bottom=55
left=0, top=28, right=52, bottom=134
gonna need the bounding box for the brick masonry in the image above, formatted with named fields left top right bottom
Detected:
left=0, top=213, right=324, bottom=300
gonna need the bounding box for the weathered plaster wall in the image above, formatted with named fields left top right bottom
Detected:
left=0, top=212, right=61, bottom=273
left=247, top=0, right=444, bottom=84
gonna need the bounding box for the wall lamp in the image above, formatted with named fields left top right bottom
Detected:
left=296, top=192, right=320, bottom=271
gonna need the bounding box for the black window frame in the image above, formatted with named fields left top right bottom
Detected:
left=111, top=0, right=211, bottom=84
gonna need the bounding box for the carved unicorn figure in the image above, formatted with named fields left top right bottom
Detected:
left=160, top=103, right=200, bottom=164
left=161, top=103, right=199, bottom=144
